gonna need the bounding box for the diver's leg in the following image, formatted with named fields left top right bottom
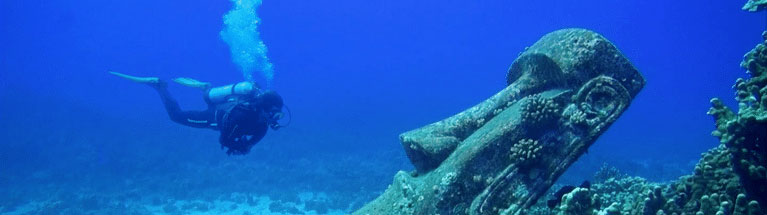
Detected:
left=173, top=77, right=211, bottom=90
left=152, top=81, right=182, bottom=120
left=110, top=71, right=214, bottom=128
left=110, top=71, right=178, bottom=118
left=153, top=83, right=214, bottom=128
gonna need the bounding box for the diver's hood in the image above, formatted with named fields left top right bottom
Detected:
left=257, top=90, right=283, bottom=110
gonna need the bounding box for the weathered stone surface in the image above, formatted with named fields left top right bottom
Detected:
left=354, top=28, right=645, bottom=215
left=517, top=29, right=767, bottom=215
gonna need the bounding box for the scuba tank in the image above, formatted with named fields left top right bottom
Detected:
left=206, top=81, right=259, bottom=104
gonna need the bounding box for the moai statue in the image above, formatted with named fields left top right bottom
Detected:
left=355, top=29, right=645, bottom=215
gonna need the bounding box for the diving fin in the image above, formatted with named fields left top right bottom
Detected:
left=173, top=77, right=211, bottom=90
left=109, top=71, right=161, bottom=85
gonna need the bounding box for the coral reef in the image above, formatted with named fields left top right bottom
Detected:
left=708, top=31, right=767, bottom=211
left=536, top=26, right=767, bottom=215
left=532, top=145, right=761, bottom=215
left=666, top=146, right=744, bottom=214
left=743, top=0, right=767, bottom=12
left=355, top=28, right=645, bottom=215
left=593, top=164, right=626, bottom=183
left=556, top=187, right=600, bottom=215
left=524, top=146, right=758, bottom=215
left=592, top=176, right=655, bottom=214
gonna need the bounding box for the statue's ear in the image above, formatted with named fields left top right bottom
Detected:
left=506, top=53, right=564, bottom=88
left=572, top=76, right=631, bottom=135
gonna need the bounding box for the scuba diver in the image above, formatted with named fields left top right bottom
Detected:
left=110, top=72, right=285, bottom=155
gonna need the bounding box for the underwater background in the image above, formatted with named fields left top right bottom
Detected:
left=0, top=0, right=765, bottom=214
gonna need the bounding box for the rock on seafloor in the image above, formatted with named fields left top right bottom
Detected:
left=353, top=28, right=646, bottom=215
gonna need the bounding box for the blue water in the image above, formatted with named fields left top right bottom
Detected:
left=0, top=0, right=763, bottom=214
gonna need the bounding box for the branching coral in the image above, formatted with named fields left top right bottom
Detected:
left=509, top=138, right=543, bottom=166
left=557, top=188, right=600, bottom=215
left=616, top=146, right=755, bottom=215
left=708, top=31, right=767, bottom=211
left=592, top=176, right=654, bottom=213
left=521, top=94, right=562, bottom=129
left=638, top=186, right=665, bottom=215
left=526, top=146, right=761, bottom=215
left=565, top=107, right=589, bottom=127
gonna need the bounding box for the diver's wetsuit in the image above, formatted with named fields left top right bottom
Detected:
left=151, top=83, right=280, bottom=155
left=154, top=84, right=223, bottom=129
